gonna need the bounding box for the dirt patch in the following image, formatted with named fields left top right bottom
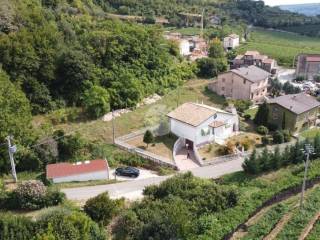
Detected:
left=126, top=134, right=176, bottom=161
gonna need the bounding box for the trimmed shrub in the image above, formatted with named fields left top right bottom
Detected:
left=262, top=136, right=271, bottom=145
left=256, top=125, right=269, bottom=135
left=273, top=131, right=284, bottom=144
left=244, top=114, right=251, bottom=121
left=84, top=192, right=124, bottom=226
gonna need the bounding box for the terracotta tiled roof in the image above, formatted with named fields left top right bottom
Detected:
left=167, top=102, right=216, bottom=127
left=306, top=56, right=320, bottom=62
left=209, top=121, right=226, bottom=128
left=46, top=160, right=108, bottom=179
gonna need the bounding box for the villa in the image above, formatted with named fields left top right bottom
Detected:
left=167, top=102, right=239, bottom=148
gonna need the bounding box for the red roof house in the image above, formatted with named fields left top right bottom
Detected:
left=46, top=160, right=109, bottom=183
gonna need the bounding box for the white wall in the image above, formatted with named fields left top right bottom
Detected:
left=52, top=170, right=109, bottom=183
left=179, top=40, right=190, bottom=56
left=170, top=119, right=196, bottom=142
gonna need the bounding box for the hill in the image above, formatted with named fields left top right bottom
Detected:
left=279, top=3, right=320, bottom=16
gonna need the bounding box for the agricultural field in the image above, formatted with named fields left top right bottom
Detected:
left=238, top=28, right=320, bottom=67
left=233, top=186, right=320, bottom=240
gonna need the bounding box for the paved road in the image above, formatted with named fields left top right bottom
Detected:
left=62, top=157, right=244, bottom=202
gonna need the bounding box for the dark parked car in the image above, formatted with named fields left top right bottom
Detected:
left=115, top=167, right=140, bottom=178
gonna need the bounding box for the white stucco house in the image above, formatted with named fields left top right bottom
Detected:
left=223, top=34, right=240, bottom=50
left=46, top=159, right=109, bottom=183
left=167, top=102, right=239, bottom=148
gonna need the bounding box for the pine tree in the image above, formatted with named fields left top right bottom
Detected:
left=282, top=146, right=291, bottom=166
left=243, top=149, right=260, bottom=174
left=270, top=146, right=281, bottom=170
left=260, top=148, right=271, bottom=171
left=143, top=130, right=154, bottom=148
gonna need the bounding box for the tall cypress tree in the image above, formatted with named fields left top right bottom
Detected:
left=254, top=102, right=269, bottom=126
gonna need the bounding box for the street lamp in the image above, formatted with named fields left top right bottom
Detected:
left=300, top=143, right=314, bottom=209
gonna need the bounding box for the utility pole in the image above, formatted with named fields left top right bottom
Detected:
left=200, top=8, right=205, bottom=38
left=300, top=144, right=314, bottom=209
left=112, top=110, right=115, bottom=144
left=6, top=136, right=17, bottom=182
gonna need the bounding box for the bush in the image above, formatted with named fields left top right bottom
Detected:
left=232, top=100, right=252, bottom=113
left=273, top=131, right=284, bottom=144
left=267, top=123, right=278, bottom=132
left=82, top=85, right=110, bottom=119
left=0, top=213, right=36, bottom=240
left=36, top=208, right=106, bottom=240
left=262, top=136, right=271, bottom=145
left=282, top=130, right=291, bottom=142
left=15, top=181, right=47, bottom=210
left=256, top=125, right=269, bottom=135
left=84, top=192, right=124, bottom=226
left=3, top=181, right=65, bottom=211
left=244, top=114, right=251, bottom=121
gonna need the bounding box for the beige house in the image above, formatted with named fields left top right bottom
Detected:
left=232, top=50, right=277, bottom=74
left=209, top=65, right=270, bottom=103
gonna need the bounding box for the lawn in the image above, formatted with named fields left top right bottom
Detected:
left=126, top=134, right=177, bottom=161
left=300, top=128, right=320, bottom=139
left=165, top=27, right=202, bottom=36
left=238, top=28, right=320, bottom=67
left=244, top=107, right=258, bottom=120
left=33, top=79, right=226, bottom=143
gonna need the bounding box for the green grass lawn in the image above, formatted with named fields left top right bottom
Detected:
left=300, top=128, right=320, bottom=139
left=239, top=28, right=320, bottom=67
left=33, top=80, right=226, bottom=143
left=165, top=27, right=202, bottom=36
left=244, top=107, right=258, bottom=120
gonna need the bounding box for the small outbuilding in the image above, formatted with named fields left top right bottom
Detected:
left=46, top=160, right=109, bottom=183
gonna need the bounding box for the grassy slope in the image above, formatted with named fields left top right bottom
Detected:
left=238, top=28, right=320, bottom=67
left=33, top=79, right=225, bottom=143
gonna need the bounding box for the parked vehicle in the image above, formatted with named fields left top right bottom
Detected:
left=115, top=167, right=140, bottom=178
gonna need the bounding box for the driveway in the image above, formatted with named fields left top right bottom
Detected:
left=174, top=148, right=200, bottom=171
left=109, top=168, right=159, bottom=181
left=62, top=157, right=244, bottom=202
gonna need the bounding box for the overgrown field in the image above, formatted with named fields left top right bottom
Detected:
left=239, top=28, right=320, bottom=67
left=33, top=80, right=225, bottom=143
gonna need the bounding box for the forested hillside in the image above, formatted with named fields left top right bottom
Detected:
left=98, top=0, right=320, bottom=31
left=0, top=0, right=194, bottom=116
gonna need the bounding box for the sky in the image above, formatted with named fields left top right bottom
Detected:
left=263, top=0, right=320, bottom=6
